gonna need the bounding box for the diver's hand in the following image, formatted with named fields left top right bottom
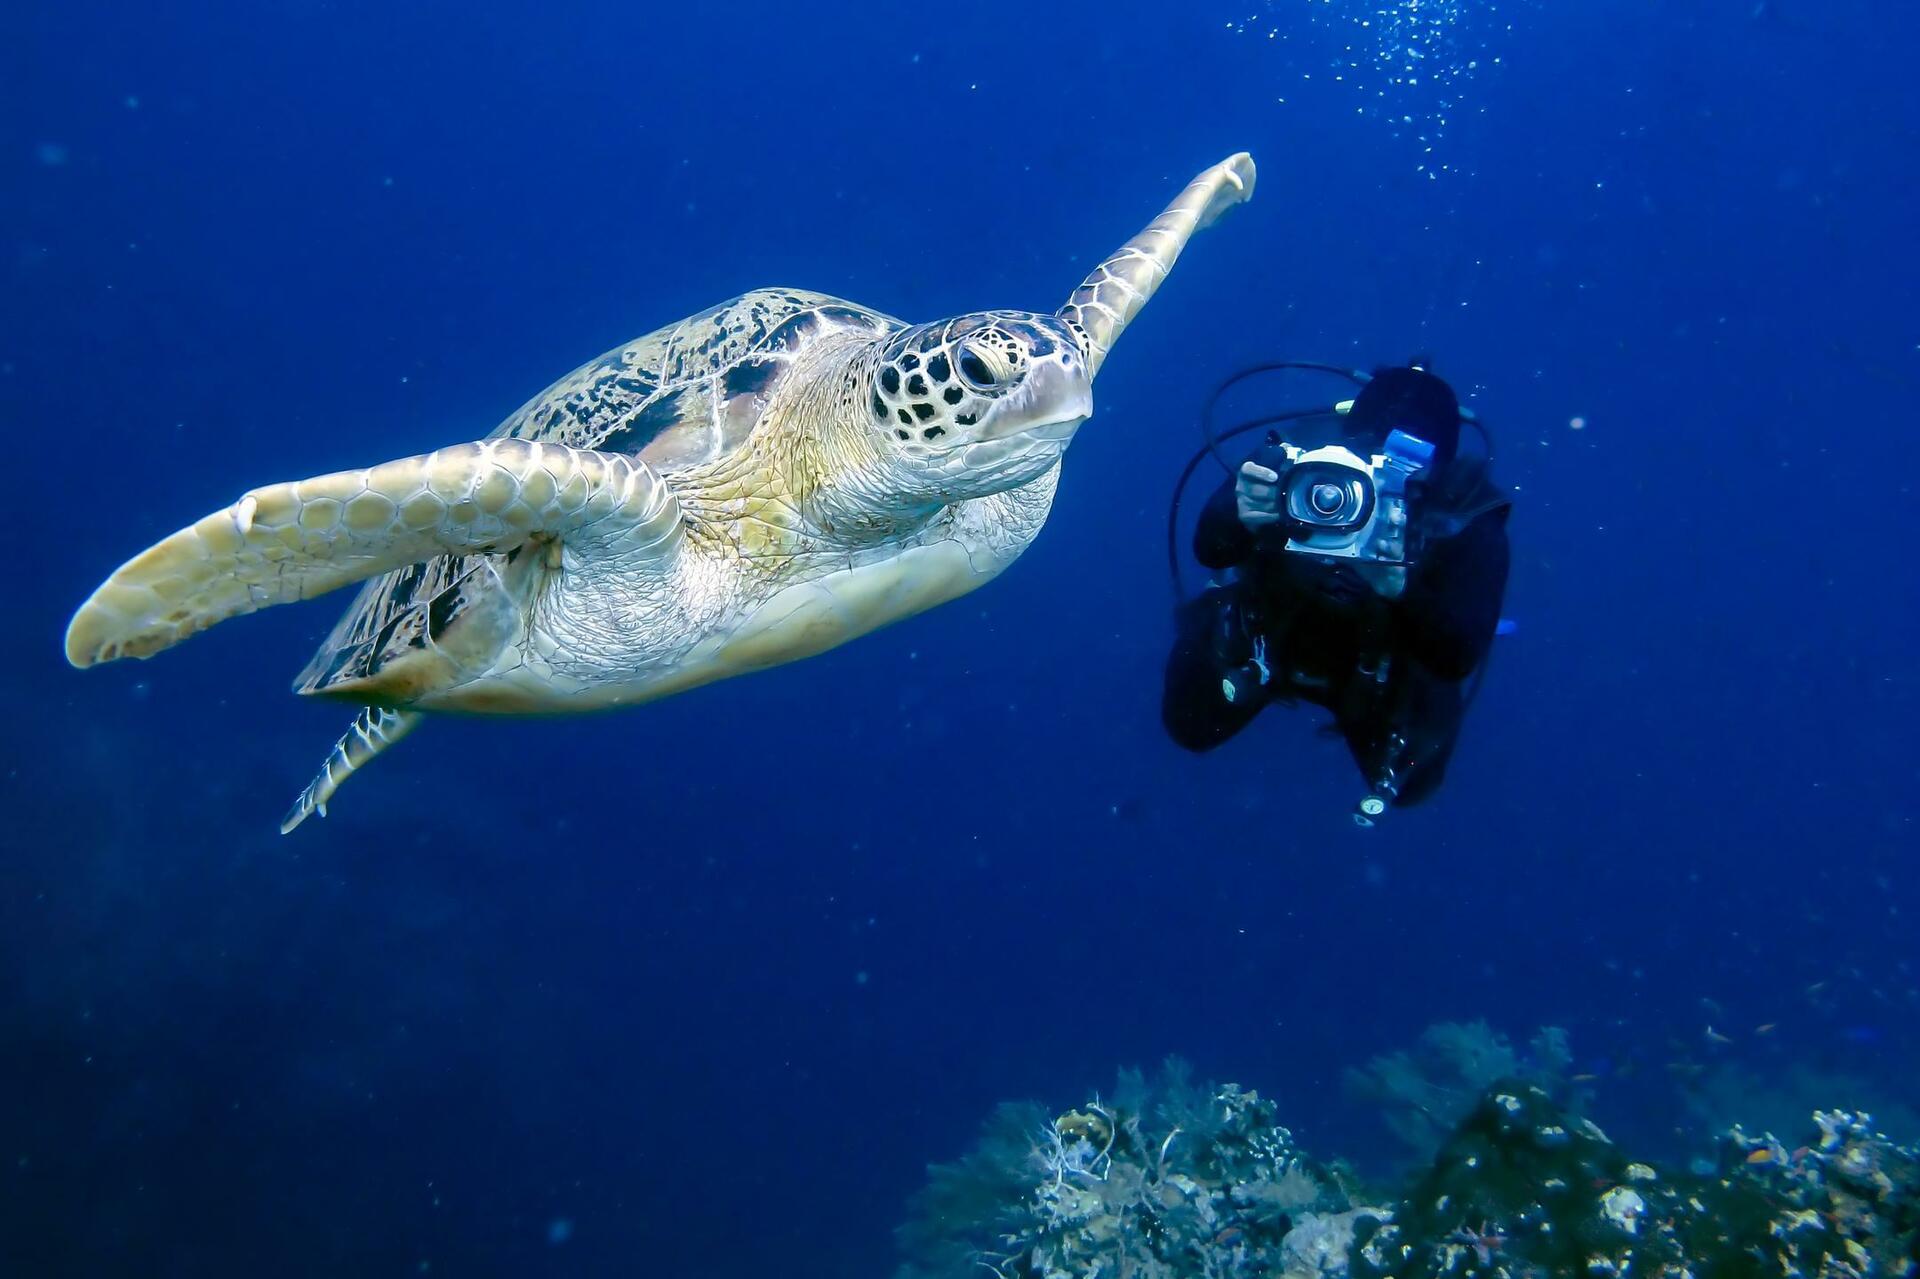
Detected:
left=1236, top=462, right=1283, bottom=528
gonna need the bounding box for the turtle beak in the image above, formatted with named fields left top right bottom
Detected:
left=979, top=359, right=1093, bottom=440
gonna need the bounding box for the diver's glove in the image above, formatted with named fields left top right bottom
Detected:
left=1235, top=460, right=1283, bottom=529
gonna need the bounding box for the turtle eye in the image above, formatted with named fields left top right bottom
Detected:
left=955, top=341, right=999, bottom=391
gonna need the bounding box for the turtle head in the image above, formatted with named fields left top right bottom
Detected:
left=864, top=311, right=1092, bottom=498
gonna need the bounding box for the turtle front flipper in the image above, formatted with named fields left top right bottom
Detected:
left=65, top=439, right=684, bottom=668
left=280, top=706, right=422, bottom=834
left=1058, top=152, right=1257, bottom=378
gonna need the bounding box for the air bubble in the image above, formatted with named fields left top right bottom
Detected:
left=1233, top=0, right=1518, bottom=179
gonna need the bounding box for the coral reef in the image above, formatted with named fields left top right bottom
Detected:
left=899, top=1064, right=1919, bottom=1279
left=1343, top=1021, right=1575, bottom=1163
left=1352, top=1083, right=1920, bottom=1278
left=1685, top=1063, right=1920, bottom=1151
left=896, top=1059, right=1388, bottom=1279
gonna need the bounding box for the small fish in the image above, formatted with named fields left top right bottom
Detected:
left=1705, top=1025, right=1734, bottom=1045
left=1754, top=1023, right=1777, bottom=1035
left=1746, top=1148, right=1776, bottom=1165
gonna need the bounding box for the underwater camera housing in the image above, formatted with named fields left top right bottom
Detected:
left=1276, top=428, right=1435, bottom=566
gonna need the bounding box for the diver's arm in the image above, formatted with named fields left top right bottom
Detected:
left=1162, top=591, right=1263, bottom=751
left=1398, top=506, right=1510, bottom=681
left=1194, top=444, right=1294, bottom=568
left=1192, top=476, right=1255, bottom=569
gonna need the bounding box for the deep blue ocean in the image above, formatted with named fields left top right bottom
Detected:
left=5, top=2, right=1916, bottom=1275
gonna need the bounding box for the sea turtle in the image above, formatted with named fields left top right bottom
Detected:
left=67, top=153, right=1256, bottom=830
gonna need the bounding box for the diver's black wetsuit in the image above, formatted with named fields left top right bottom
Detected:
left=1162, top=370, right=1511, bottom=809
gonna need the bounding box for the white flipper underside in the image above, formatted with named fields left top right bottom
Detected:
left=66, top=439, right=681, bottom=668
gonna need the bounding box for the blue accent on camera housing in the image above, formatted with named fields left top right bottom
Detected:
left=1383, top=429, right=1436, bottom=472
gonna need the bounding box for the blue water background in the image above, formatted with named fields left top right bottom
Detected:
left=4, top=2, right=1916, bottom=1274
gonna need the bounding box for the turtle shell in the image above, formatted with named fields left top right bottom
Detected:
left=293, top=289, right=902, bottom=698
left=493, top=288, right=901, bottom=468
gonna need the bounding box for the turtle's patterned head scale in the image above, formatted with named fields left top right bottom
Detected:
left=865, top=310, right=1091, bottom=495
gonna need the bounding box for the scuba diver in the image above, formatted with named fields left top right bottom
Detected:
left=1161, top=360, right=1512, bottom=825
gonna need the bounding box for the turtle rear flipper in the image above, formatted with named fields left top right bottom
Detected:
left=280, top=706, right=421, bottom=834
left=65, top=439, right=683, bottom=668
